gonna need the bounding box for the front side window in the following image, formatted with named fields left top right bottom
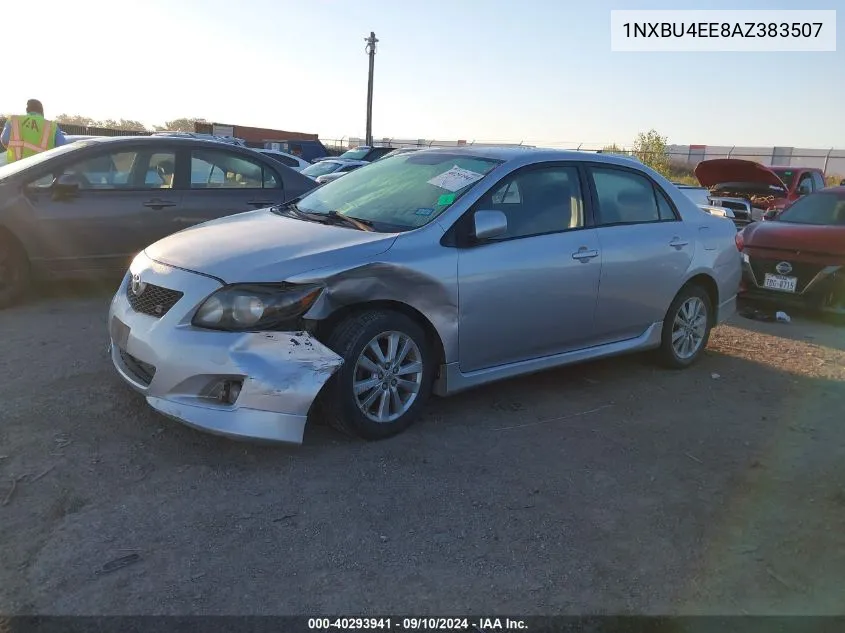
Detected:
left=777, top=193, right=845, bottom=226
left=189, top=149, right=277, bottom=189
left=477, top=165, right=584, bottom=239
left=28, top=148, right=178, bottom=190
left=591, top=167, right=670, bottom=225
left=294, top=151, right=502, bottom=231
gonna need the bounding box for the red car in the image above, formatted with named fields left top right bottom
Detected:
left=736, top=187, right=845, bottom=315
left=695, top=159, right=826, bottom=223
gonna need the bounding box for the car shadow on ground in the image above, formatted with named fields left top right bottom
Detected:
left=2, top=300, right=845, bottom=613
left=731, top=308, right=845, bottom=352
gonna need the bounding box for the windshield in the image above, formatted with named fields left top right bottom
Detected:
left=301, top=161, right=343, bottom=177
left=338, top=148, right=371, bottom=161
left=294, top=152, right=503, bottom=231
left=769, top=168, right=796, bottom=188
left=0, top=142, right=86, bottom=179
left=777, top=192, right=845, bottom=226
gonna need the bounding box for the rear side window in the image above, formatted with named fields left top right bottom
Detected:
left=190, top=149, right=281, bottom=189
left=591, top=167, right=677, bottom=225
left=811, top=171, right=826, bottom=190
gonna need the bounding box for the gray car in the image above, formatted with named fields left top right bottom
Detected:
left=108, top=148, right=741, bottom=445
left=0, top=136, right=317, bottom=307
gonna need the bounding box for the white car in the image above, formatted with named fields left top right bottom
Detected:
left=257, top=149, right=310, bottom=172
left=301, top=159, right=368, bottom=183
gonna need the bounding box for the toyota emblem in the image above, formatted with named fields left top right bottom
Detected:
left=131, top=274, right=147, bottom=296
left=775, top=261, right=793, bottom=275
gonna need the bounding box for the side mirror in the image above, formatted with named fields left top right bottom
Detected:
left=52, top=174, right=81, bottom=198
left=763, top=210, right=778, bottom=221
left=472, top=210, right=508, bottom=241
left=796, top=185, right=810, bottom=196
left=840, top=179, right=845, bottom=187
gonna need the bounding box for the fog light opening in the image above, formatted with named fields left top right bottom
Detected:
left=220, top=380, right=243, bottom=405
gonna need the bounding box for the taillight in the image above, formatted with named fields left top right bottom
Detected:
left=735, top=231, right=744, bottom=251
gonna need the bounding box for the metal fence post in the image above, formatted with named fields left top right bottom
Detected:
left=823, top=147, right=833, bottom=176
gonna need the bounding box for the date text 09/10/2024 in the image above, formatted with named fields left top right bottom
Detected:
left=307, top=618, right=528, bottom=630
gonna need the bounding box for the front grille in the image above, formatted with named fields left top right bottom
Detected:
left=119, top=350, right=156, bottom=386
left=749, top=258, right=825, bottom=293
left=126, top=283, right=183, bottom=318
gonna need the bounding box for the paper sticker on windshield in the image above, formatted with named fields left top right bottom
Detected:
left=415, top=208, right=435, bottom=216
left=437, top=193, right=456, bottom=206
left=427, top=165, right=486, bottom=192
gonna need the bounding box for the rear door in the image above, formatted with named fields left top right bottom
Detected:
left=587, top=165, right=694, bottom=344
left=21, top=144, right=182, bottom=273
left=179, top=146, right=287, bottom=222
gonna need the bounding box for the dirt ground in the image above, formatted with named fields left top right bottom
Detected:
left=1, top=285, right=844, bottom=616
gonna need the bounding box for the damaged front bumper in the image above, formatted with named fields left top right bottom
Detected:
left=107, top=254, right=343, bottom=444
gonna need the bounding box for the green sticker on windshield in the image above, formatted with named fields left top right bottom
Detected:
left=437, top=193, right=456, bottom=206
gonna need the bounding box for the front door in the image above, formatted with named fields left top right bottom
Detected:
left=587, top=165, right=694, bottom=344
left=180, top=147, right=287, bottom=224
left=457, top=163, right=602, bottom=373
left=23, top=145, right=183, bottom=273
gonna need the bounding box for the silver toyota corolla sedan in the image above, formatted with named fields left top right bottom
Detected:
left=108, top=147, right=741, bottom=444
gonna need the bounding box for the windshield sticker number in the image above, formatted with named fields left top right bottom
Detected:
left=415, top=208, right=435, bottom=216
left=427, top=165, right=486, bottom=192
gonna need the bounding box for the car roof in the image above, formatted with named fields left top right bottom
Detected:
left=408, top=145, right=660, bottom=167
left=78, top=135, right=250, bottom=148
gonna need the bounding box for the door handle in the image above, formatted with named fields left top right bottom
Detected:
left=571, top=248, right=599, bottom=262
left=669, top=237, right=689, bottom=249
left=248, top=200, right=275, bottom=208
left=143, top=199, right=176, bottom=210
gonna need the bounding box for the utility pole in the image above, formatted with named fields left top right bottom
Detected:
left=364, top=31, right=378, bottom=146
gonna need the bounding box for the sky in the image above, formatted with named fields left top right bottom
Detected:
left=4, top=0, right=843, bottom=148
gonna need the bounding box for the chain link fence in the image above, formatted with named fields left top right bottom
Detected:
left=320, top=137, right=845, bottom=182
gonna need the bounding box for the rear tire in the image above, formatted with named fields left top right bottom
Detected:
left=0, top=233, right=30, bottom=309
left=317, top=310, right=435, bottom=440
left=656, top=284, right=713, bottom=369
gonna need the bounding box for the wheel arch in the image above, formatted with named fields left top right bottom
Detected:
left=679, top=272, right=719, bottom=324
left=310, top=299, right=447, bottom=367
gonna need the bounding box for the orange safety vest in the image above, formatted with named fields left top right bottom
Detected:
left=5, top=114, right=57, bottom=163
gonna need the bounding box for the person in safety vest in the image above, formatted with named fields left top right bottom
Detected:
left=1, top=99, right=67, bottom=163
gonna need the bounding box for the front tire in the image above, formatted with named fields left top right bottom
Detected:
left=657, top=284, right=713, bottom=369
left=317, top=310, right=434, bottom=440
left=0, top=233, right=31, bottom=309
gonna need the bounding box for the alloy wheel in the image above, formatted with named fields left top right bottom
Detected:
left=671, top=297, right=708, bottom=360
left=352, top=331, right=424, bottom=423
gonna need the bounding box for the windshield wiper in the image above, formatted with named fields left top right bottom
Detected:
left=273, top=202, right=374, bottom=231
left=324, top=210, right=375, bottom=232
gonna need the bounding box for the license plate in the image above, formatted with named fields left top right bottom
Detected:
left=110, top=317, right=130, bottom=350
left=763, top=273, right=797, bottom=293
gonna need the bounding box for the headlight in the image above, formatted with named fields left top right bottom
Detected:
left=192, top=284, right=323, bottom=331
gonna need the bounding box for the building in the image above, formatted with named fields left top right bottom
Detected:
left=194, top=122, right=327, bottom=161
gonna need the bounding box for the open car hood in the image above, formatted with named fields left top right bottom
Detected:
left=695, top=159, right=787, bottom=190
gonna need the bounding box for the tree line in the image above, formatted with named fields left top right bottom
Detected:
left=0, top=114, right=207, bottom=133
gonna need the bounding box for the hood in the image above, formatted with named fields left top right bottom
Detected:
left=695, top=159, right=788, bottom=191
left=144, top=208, right=397, bottom=283
left=742, top=221, right=845, bottom=257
